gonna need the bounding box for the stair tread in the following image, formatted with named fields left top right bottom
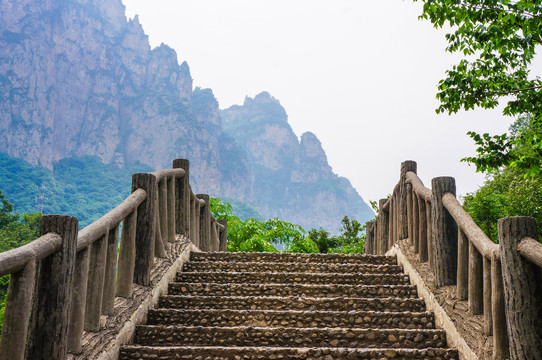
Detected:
left=147, top=308, right=435, bottom=328
left=168, top=282, right=417, bottom=297
left=183, top=261, right=403, bottom=273
left=176, top=271, right=410, bottom=285
left=120, top=345, right=459, bottom=360
left=134, top=325, right=448, bottom=348
left=190, top=251, right=397, bottom=265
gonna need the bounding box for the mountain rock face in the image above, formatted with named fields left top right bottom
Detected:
left=0, top=0, right=252, bottom=199
left=222, top=93, right=373, bottom=232
left=0, top=0, right=372, bottom=232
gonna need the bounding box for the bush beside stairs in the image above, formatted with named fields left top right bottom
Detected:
left=120, top=251, right=459, bottom=359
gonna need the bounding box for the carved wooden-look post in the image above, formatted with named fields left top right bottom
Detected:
left=25, top=215, right=78, bottom=360
left=418, top=197, right=428, bottom=262
left=431, top=176, right=458, bottom=287
left=167, top=175, right=176, bottom=242
left=190, top=192, right=197, bottom=245
left=499, top=216, right=542, bottom=359
left=365, top=221, right=374, bottom=254
left=68, top=245, right=89, bottom=354
left=379, top=199, right=389, bottom=254
left=468, top=242, right=483, bottom=315
left=218, top=219, right=228, bottom=251
left=0, top=259, right=35, bottom=360
left=412, top=192, right=419, bottom=252
left=132, top=172, right=157, bottom=286
left=210, top=220, right=219, bottom=251
left=85, top=233, right=108, bottom=332
left=400, top=161, right=417, bottom=240
left=456, top=230, right=469, bottom=301
left=197, top=194, right=211, bottom=251
left=116, top=210, right=137, bottom=297
left=173, top=159, right=190, bottom=237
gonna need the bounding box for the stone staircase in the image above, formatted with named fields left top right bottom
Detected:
left=120, top=252, right=459, bottom=359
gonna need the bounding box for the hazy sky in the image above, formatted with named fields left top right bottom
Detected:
left=123, top=0, right=515, bottom=205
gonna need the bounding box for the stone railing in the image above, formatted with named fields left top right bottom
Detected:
left=365, top=160, right=542, bottom=360
left=0, top=158, right=227, bottom=360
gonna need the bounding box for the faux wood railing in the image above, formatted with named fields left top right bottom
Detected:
left=365, top=160, right=542, bottom=360
left=0, top=158, right=227, bottom=360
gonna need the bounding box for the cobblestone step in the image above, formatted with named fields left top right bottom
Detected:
left=134, top=325, right=448, bottom=349
left=159, top=295, right=426, bottom=312
left=183, top=261, right=403, bottom=274
left=147, top=309, right=435, bottom=329
left=177, top=271, right=410, bottom=285
left=120, top=345, right=459, bottom=360
left=190, top=251, right=397, bottom=265
left=168, top=282, right=418, bottom=298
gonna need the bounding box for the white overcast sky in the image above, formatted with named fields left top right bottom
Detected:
left=123, top=0, right=519, bottom=205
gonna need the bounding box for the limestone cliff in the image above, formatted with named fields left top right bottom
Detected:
left=0, top=0, right=251, bottom=200
left=222, top=92, right=373, bottom=232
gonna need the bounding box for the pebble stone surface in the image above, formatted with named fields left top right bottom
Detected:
left=119, top=251, right=459, bottom=360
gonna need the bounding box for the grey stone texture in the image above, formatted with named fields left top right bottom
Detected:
left=119, top=251, right=458, bottom=359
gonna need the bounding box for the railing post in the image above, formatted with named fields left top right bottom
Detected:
left=197, top=194, right=211, bottom=251
left=412, top=192, right=419, bottom=252
left=418, top=196, right=428, bottom=262
left=26, top=215, right=78, bottom=360
left=430, top=176, right=458, bottom=287
left=468, top=242, right=483, bottom=314
left=499, top=216, right=542, bottom=359
left=84, top=233, right=107, bottom=332
left=457, top=230, right=468, bottom=300
left=116, top=209, right=137, bottom=297
left=218, top=219, right=228, bottom=251
left=132, top=172, right=157, bottom=286
left=379, top=199, right=389, bottom=253
left=388, top=193, right=395, bottom=249
left=483, top=256, right=492, bottom=335
left=68, top=246, right=89, bottom=354
left=210, top=220, right=219, bottom=251
left=426, top=199, right=433, bottom=270
left=491, top=252, right=509, bottom=359
left=167, top=175, right=176, bottom=242
left=102, top=226, right=120, bottom=315
left=158, top=179, right=168, bottom=245
left=0, top=258, right=35, bottom=360
left=365, top=221, right=374, bottom=254
left=173, top=159, right=190, bottom=237
left=400, top=161, right=417, bottom=239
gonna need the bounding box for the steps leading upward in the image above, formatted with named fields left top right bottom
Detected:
left=120, top=251, right=458, bottom=360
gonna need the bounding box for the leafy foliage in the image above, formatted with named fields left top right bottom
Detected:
left=210, top=197, right=366, bottom=254
left=463, top=166, right=542, bottom=241
left=415, top=0, right=542, bottom=176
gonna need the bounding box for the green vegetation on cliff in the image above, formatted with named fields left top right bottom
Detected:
left=0, top=153, right=152, bottom=228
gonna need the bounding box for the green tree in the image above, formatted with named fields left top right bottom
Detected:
left=0, top=191, right=42, bottom=333
left=415, top=0, right=542, bottom=175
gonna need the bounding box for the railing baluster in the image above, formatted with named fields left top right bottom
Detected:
left=68, top=246, right=90, bottom=354
left=159, top=178, right=168, bottom=245
left=457, top=229, right=468, bottom=300
left=218, top=219, right=228, bottom=251
left=116, top=210, right=137, bottom=297
left=483, top=256, right=493, bottom=335
left=468, top=242, right=483, bottom=315
left=102, top=225, right=120, bottom=315
left=173, top=159, right=190, bottom=237
left=167, top=176, right=176, bottom=242
left=85, top=233, right=108, bottom=332
left=412, top=192, right=419, bottom=253
left=418, top=196, right=428, bottom=262
left=0, top=259, right=35, bottom=360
